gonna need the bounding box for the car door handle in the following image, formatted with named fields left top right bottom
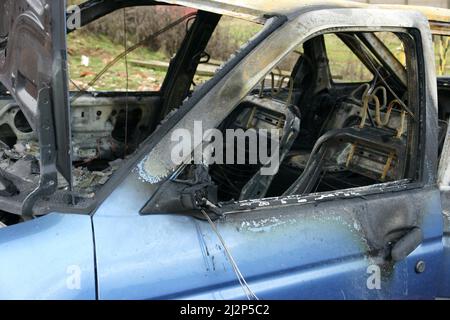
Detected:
left=391, top=227, right=423, bottom=262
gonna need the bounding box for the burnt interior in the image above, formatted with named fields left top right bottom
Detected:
left=141, top=29, right=428, bottom=216
left=0, top=5, right=222, bottom=219
left=202, top=32, right=420, bottom=204
left=0, top=2, right=445, bottom=221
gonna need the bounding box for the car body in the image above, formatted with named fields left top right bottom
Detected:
left=0, top=0, right=450, bottom=300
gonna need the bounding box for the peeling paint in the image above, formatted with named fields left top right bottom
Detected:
left=228, top=181, right=407, bottom=214
left=136, top=155, right=171, bottom=184
left=238, top=216, right=297, bottom=233
left=158, top=0, right=450, bottom=25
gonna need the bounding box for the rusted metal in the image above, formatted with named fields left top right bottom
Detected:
left=158, top=0, right=450, bottom=27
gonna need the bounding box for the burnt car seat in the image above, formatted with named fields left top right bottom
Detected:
left=283, top=126, right=407, bottom=196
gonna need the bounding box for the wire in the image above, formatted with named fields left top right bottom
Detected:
left=201, top=209, right=259, bottom=300
left=354, top=35, right=415, bottom=119
left=123, top=8, right=129, bottom=158
left=69, top=78, right=83, bottom=92
left=70, top=12, right=197, bottom=104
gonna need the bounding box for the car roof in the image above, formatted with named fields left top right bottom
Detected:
left=157, top=0, right=450, bottom=26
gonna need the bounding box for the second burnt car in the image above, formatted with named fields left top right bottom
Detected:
left=0, top=0, right=450, bottom=299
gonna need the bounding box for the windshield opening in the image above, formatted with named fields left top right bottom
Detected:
left=0, top=1, right=263, bottom=217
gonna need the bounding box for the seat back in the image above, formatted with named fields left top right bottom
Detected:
left=283, top=126, right=407, bottom=196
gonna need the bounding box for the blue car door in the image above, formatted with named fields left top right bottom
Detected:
left=92, top=176, right=443, bottom=300
left=437, top=112, right=450, bottom=298
left=0, top=213, right=96, bottom=300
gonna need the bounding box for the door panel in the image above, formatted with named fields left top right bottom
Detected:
left=0, top=0, right=72, bottom=185
left=93, top=173, right=443, bottom=299
left=438, top=192, right=450, bottom=297
left=437, top=115, right=450, bottom=298
left=0, top=213, right=96, bottom=300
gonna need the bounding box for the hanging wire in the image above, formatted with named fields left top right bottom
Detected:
left=340, top=33, right=414, bottom=119
left=69, top=78, right=83, bottom=92
left=123, top=8, right=129, bottom=158
left=201, top=209, right=259, bottom=300
left=70, top=12, right=197, bottom=104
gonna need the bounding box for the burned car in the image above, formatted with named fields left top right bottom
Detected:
left=0, top=0, right=450, bottom=299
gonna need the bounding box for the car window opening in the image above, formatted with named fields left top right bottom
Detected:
left=141, top=29, right=422, bottom=216
left=0, top=3, right=263, bottom=218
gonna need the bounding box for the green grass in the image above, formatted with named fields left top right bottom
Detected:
left=324, top=33, right=407, bottom=83
left=66, top=15, right=263, bottom=92
left=218, top=17, right=262, bottom=46
left=68, top=29, right=450, bottom=93
left=68, top=33, right=169, bottom=91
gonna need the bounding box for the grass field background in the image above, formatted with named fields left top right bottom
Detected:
left=67, top=7, right=450, bottom=92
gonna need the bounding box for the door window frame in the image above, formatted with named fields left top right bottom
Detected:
left=219, top=25, right=426, bottom=213
left=88, top=8, right=437, bottom=217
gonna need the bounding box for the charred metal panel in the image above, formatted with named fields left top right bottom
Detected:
left=0, top=93, right=162, bottom=202
left=438, top=128, right=450, bottom=298
left=67, top=0, right=159, bottom=33
left=439, top=191, right=450, bottom=297
left=153, top=0, right=450, bottom=24
left=0, top=0, right=72, bottom=211
left=159, top=11, right=221, bottom=120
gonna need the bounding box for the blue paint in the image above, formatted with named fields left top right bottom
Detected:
left=0, top=170, right=443, bottom=300
left=438, top=212, right=450, bottom=297
left=0, top=174, right=445, bottom=299
left=0, top=213, right=96, bottom=300
left=90, top=173, right=444, bottom=300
